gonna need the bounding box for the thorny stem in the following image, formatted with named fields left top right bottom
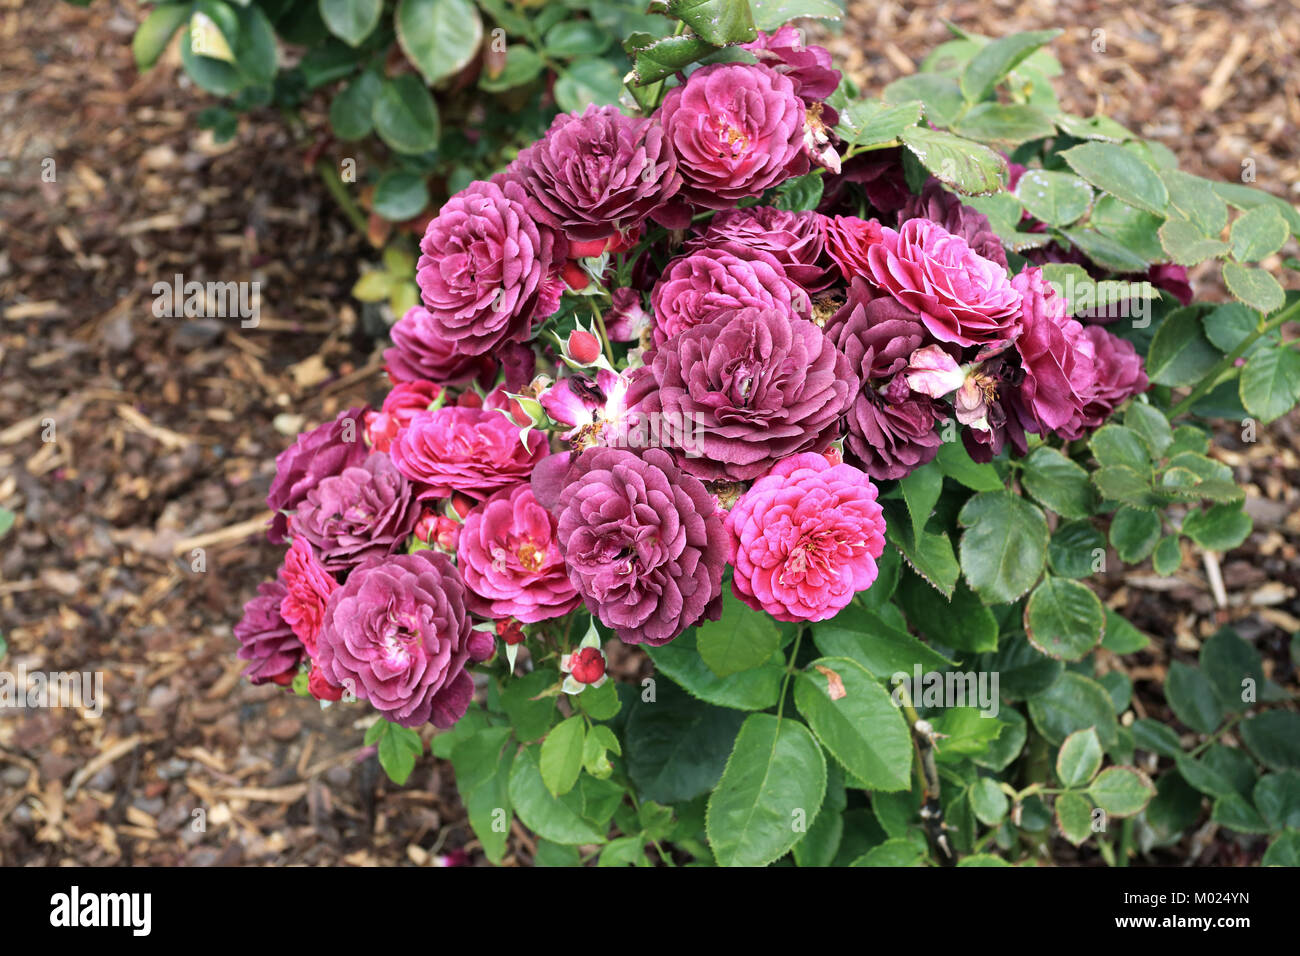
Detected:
left=1167, top=300, right=1300, bottom=418
left=896, top=684, right=955, bottom=866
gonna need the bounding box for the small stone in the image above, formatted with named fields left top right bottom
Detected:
left=268, top=718, right=302, bottom=742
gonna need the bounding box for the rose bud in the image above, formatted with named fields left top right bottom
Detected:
left=496, top=618, right=527, bottom=645
left=568, top=646, right=606, bottom=685
left=562, top=260, right=590, bottom=291
left=308, top=664, right=344, bottom=702
left=567, top=329, right=602, bottom=366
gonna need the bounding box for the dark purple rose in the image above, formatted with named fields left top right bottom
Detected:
left=642, top=307, right=855, bottom=481
left=1009, top=266, right=1097, bottom=435
left=742, top=25, right=841, bottom=103
left=829, top=278, right=930, bottom=381
left=544, top=447, right=726, bottom=646
left=504, top=104, right=681, bottom=244
left=650, top=248, right=810, bottom=345
left=844, top=373, right=944, bottom=481
left=288, top=451, right=421, bottom=574
left=266, top=406, right=368, bottom=544
left=235, top=580, right=305, bottom=685
left=415, top=179, right=562, bottom=356
left=1062, top=325, right=1148, bottom=438
left=687, top=206, right=832, bottom=291
left=317, top=550, right=489, bottom=728
left=900, top=179, right=1007, bottom=269
left=385, top=305, right=497, bottom=386
left=1146, top=263, right=1193, bottom=307
left=655, top=62, right=808, bottom=214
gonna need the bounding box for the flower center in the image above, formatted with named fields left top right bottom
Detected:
left=714, top=120, right=749, bottom=158
left=516, top=541, right=545, bottom=573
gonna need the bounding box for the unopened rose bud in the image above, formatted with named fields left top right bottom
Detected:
left=308, top=664, right=343, bottom=702
left=495, top=618, right=526, bottom=645
left=567, top=329, right=602, bottom=365
left=568, top=646, right=606, bottom=684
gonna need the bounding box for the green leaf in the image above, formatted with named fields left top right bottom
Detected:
left=1025, top=576, right=1105, bottom=662
left=555, top=59, right=625, bottom=113
left=1093, top=466, right=1160, bottom=510
left=134, top=4, right=192, bottom=70
left=969, top=777, right=1009, bottom=825
left=1088, top=766, right=1155, bottom=817
left=667, top=0, right=756, bottom=45
left=1182, top=504, right=1252, bottom=552
left=479, top=44, right=546, bottom=92
left=960, top=29, right=1062, bottom=102
left=749, top=0, right=842, bottom=31
left=450, top=727, right=514, bottom=864
left=836, top=99, right=924, bottom=149
left=1240, top=712, right=1300, bottom=770
left=499, top=668, right=559, bottom=742
left=952, top=103, right=1056, bottom=147
left=1102, top=608, right=1150, bottom=654
left=900, top=126, right=1007, bottom=197
left=896, top=571, right=997, bottom=654
left=1055, top=112, right=1131, bottom=142
left=706, top=714, right=827, bottom=867
left=628, top=32, right=714, bottom=85
left=934, top=438, right=1003, bottom=491
left=898, top=461, right=943, bottom=540
left=1061, top=142, right=1168, bottom=216
left=1240, top=345, right=1300, bottom=424
left=1048, top=520, right=1106, bottom=579
left=883, top=73, right=964, bottom=127
left=1054, top=791, right=1094, bottom=846
left=1131, top=718, right=1182, bottom=758
left=319, top=0, right=381, bottom=47
left=576, top=678, right=621, bottom=721
left=1022, top=446, right=1095, bottom=518
left=508, top=745, right=606, bottom=845
left=1212, top=793, right=1270, bottom=834
left=851, top=837, right=924, bottom=867
left=697, top=590, right=781, bottom=677
left=540, top=715, right=585, bottom=797
left=1158, top=218, right=1229, bottom=266
left=373, top=74, right=440, bottom=154
left=1152, top=535, right=1182, bottom=576
left=329, top=71, right=381, bottom=140
left=1255, top=772, right=1300, bottom=830
left=1165, top=660, right=1223, bottom=735
left=1027, top=672, right=1118, bottom=748
left=372, top=170, right=429, bottom=221
left=1215, top=180, right=1300, bottom=236
left=1012, top=168, right=1093, bottom=227
left=1223, top=260, right=1285, bottom=314
left=646, top=630, right=783, bottom=711
left=1160, top=168, right=1230, bottom=237
left=1090, top=424, right=1151, bottom=471
left=1200, top=629, right=1264, bottom=715
left=888, top=526, right=960, bottom=598
left=932, top=707, right=1005, bottom=760
left=771, top=171, right=823, bottom=212
left=1056, top=727, right=1103, bottom=787
left=1176, top=752, right=1240, bottom=800
left=794, top=657, right=913, bottom=792
left=957, top=491, right=1049, bottom=604
left=958, top=853, right=1013, bottom=866
left=793, top=765, right=846, bottom=867
left=544, top=21, right=611, bottom=58
left=374, top=720, right=422, bottom=785
left=1123, top=402, right=1174, bottom=459
left=1145, top=305, right=1222, bottom=387
left=1230, top=204, right=1290, bottom=262
left=625, top=683, right=745, bottom=804
left=1202, top=302, right=1265, bottom=355
left=1057, top=227, right=1149, bottom=272
left=397, top=0, right=483, bottom=85
left=811, top=603, right=955, bottom=677
left=1262, top=829, right=1300, bottom=866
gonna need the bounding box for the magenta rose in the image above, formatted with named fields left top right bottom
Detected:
left=823, top=215, right=884, bottom=283
left=604, top=288, right=652, bottom=342
left=656, top=62, right=808, bottom=213
left=278, top=536, right=338, bottom=659
left=365, top=380, right=442, bottom=453
left=829, top=277, right=929, bottom=381
left=235, top=580, right=305, bottom=685
left=543, top=447, right=726, bottom=646
left=727, top=453, right=886, bottom=622
left=390, top=405, right=549, bottom=501
left=1062, top=325, right=1148, bottom=438
left=384, top=305, right=497, bottom=386
left=649, top=248, right=811, bottom=346
left=641, top=307, right=854, bottom=481
left=415, top=179, right=562, bottom=356
left=457, top=483, right=581, bottom=623
left=288, top=451, right=421, bottom=574
left=687, top=206, right=832, bottom=291
left=742, top=25, right=840, bottom=103
left=317, top=550, right=491, bottom=728
left=899, top=180, right=1007, bottom=270
left=1009, top=266, right=1098, bottom=435
left=504, top=104, right=681, bottom=244
left=266, top=406, right=368, bottom=544
left=867, top=218, right=1022, bottom=348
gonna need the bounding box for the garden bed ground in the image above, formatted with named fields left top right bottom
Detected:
left=1, top=0, right=1297, bottom=866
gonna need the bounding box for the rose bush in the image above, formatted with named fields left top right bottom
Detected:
left=237, top=1, right=1300, bottom=868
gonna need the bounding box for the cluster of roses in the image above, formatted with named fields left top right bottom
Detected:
left=236, top=26, right=1153, bottom=732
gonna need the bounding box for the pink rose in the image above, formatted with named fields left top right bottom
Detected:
left=365, top=381, right=442, bottom=453
left=390, top=406, right=549, bottom=502
left=278, top=536, right=338, bottom=659
left=867, top=218, right=1021, bottom=348
left=457, top=483, right=581, bottom=624
left=823, top=215, right=884, bottom=282
left=726, top=453, right=887, bottom=622
left=1009, top=266, right=1098, bottom=435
